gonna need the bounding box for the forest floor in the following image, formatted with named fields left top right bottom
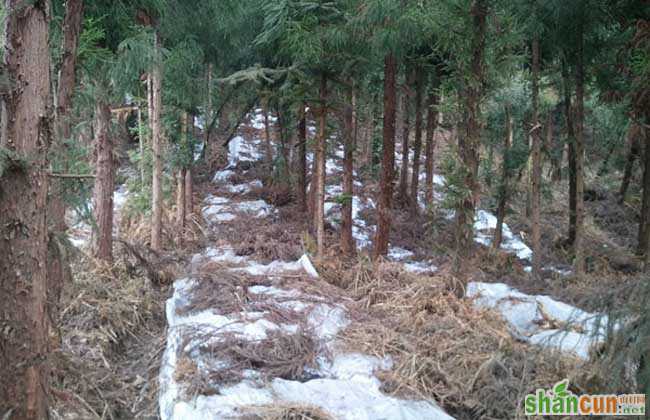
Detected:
left=52, top=110, right=645, bottom=420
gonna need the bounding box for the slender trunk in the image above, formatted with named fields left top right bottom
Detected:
left=548, top=112, right=562, bottom=182
left=424, top=79, right=440, bottom=205
left=176, top=113, right=188, bottom=228
left=363, top=107, right=374, bottom=169
left=398, top=66, right=414, bottom=202
left=455, top=0, right=487, bottom=270
left=374, top=53, right=397, bottom=258
left=298, top=103, right=307, bottom=212
left=638, top=125, right=650, bottom=260
left=264, top=98, right=273, bottom=165
left=92, top=101, right=114, bottom=263
left=619, top=124, right=640, bottom=203
left=531, top=38, right=542, bottom=278
left=147, top=73, right=153, bottom=142
left=0, top=2, right=51, bottom=417
left=494, top=105, right=513, bottom=249
left=176, top=169, right=186, bottom=226
left=341, top=83, right=355, bottom=255
left=574, top=22, right=586, bottom=276
left=563, top=64, right=577, bottom=246
left=410, top=67, right=424, bottom=211
left=138, top=106, right=146, bottom=183
left=314, top=74, right=327, bottom=259
left=186, top=115, right=195, bottom=220
left=50, top=0, right=83, bottom=231
left=204, top=62, right=213, bottom=155
left=150, top=32, right=164, bottom=251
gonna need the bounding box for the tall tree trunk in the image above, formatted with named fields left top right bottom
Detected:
left=341, top=83, right=355, bottom=256
left=398, top=66, right=414, bottom=203
left=455, top=0, right=487, bottom=270
left=410, top=67, right=424, bottom=212
left=204, top=62, right=213, bottom=156
left=176, top=170, right=186, bottom=226
left=0, top=2, right=51, bottom=417
left=563, top=64, right=577, bottom=246
left=362, top=107, right=374, bottom=169
left=138, top=106, right=146, bottom=183
left=92, top=101, right=114, bottom=263
left=264, top=98, right=273, bottom=165
left=374, top=53, right=397, bottom=258
left=574, top=21, right=586, bottom=276
left=46, top=0, right=84, bottom=342
left=176, top=113, right=188, bottom=228
left=547, top=112, right=562, bottom=182
left=50, top=0, right=83, bottom=230
left=494, top=104, right=513, bottom=249
left=150, top=32, right=164, bottom=251
left=619, top=123, right=641, bottom=203
left=186, top=114, right=195, bottom=220
left=638, top=125, right=650, bottom=261
left=298, top=103, right=307, bottom=212
left=424, top=78, right=440, bottom=205
left=530, top=38, right=542, bottom=279
left=314, top=74, right=327, bottom=259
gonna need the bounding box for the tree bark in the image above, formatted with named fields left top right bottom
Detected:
left=176, top=114, right=188, bottom=228
left=0, top=2, right=51, bottom=417
left=638, top=125, right=650, bottom=260
left=574, top=21, right=586, bottom=276
left=92, top=101, right=114, bottom=263
left=398, top=66, right=414, bottom=203
left=531, top=38, right=542, bottom=278
left=176, top=169, right=186, bottom=226
left=314, top=74, right=327, bottom=259
left=50, top=0, right=84, bottom=231
left=374, top=53, right=398, bottom=258
left=563, top=64, right=577, bottom=246
left=186, top=115, right=195, bottom=220
left=138, top=106, right=146, bottom=183
left=150, top=32, right=164, bottom=251
left=494, top=105, right=513, bottom=249
left=341, top=84, right=355, bottom=256
left=455, top=0, right=487, bottom=269
left=424, top=78, right=440, bottom=205
left=410, top=67, right=424, bottom=212
left=203, top=62, right=213, bottom=156
left=298, top=103, right=307, bottom=212
left=264, top=97, right=274, bottom=165
left=619, top=123, right=641, bottom=203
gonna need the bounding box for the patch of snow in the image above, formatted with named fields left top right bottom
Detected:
left=467, top=282, right=608, bottom=359
left=388, top=247, right=415, bottom=261
left=213, top=169, right=235, bottom=183
left=403, top=261, right=438, bottom=274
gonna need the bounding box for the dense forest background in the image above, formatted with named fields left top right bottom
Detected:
left=0, top=0, right=648, bottom=419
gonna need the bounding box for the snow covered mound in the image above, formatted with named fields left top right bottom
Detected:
left=159, top=247, right=454, bottom=420
left=202, top=194, right=274, bottom=224
left=467, top=282, right=609, bottom=359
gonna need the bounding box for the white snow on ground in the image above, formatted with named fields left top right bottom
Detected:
left=226, top=136, right=263, bottom=169
left=466, top=282, right=609, bottom=359
left=473, top=210, right=533, bottom=261
left=161, top=131, right=454, bottom=420
left=160, top=250, right=453, bottom=420
left=202, top=194, right=274, bottom=225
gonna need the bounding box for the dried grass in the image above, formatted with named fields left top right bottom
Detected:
left=178, top=330, right=319, bottom=395
left=51, top=252, right=167, bottom=419
left=331, top=261, right=585, bottom=420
